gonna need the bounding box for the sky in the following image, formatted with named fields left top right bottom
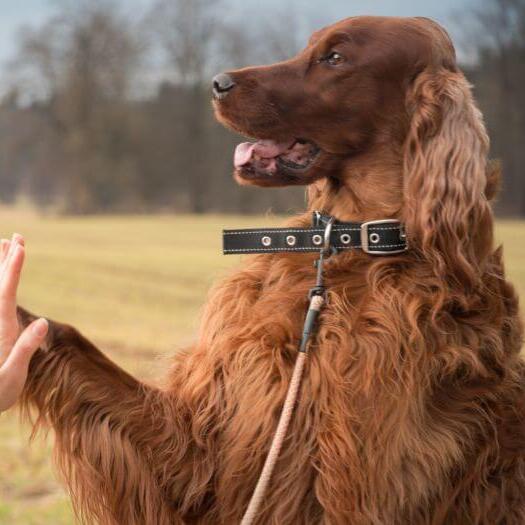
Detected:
left=0, top=0, right=473, bottom=56
left=0, top=0, right=474, bottom=96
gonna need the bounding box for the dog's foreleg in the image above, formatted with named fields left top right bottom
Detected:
left=17, top=307, right=185, bottom=525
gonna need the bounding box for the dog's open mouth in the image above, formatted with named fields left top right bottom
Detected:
left=233, top=138, right=321, bottom=186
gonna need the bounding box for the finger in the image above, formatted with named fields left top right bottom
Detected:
left=0, top=239, right=10, bottom=263
left=0, top=318, right=48, bottom=383
left=0, top=235, right=22, bottom=279
left=0, top=243, right=26, bottom=364
left=12, top=234, right=25, bottom=247
left=0, top=239, right=12, bottom=275
left=0, top=243, right=25, bottom=305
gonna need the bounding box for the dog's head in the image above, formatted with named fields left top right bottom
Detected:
left=213, top=16, right=458, bottom=187
left=214, top=16, right=494, bottom=287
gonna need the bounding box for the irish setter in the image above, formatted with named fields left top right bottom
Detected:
left=18, top=16, right=525, bottom=524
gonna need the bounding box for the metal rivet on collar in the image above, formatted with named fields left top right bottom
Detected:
left=369, top=233, right=380, bottom=244
left=340, top=233, right=351, bottom=245
left=312, top=234, right=322, bottom=246
left=261, top=236, right=272, bottom=247
left=286, top=235, right=296, bottom=246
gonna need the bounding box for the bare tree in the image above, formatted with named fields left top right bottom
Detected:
left=462, top=0, right=525, bottom=215
left=148, top=0, right=224, bottom=213
left=12, top=1, right=145, bottom=213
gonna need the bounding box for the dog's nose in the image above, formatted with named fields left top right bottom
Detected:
left=212, top=73, right=235, bottom=99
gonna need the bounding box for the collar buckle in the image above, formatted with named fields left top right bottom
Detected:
left=361, top=219, right=407, bottom=255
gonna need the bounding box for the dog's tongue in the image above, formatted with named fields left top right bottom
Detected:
left=234, top=139, right=294, bottom=168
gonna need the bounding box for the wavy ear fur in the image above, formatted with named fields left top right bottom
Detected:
left=403, top=67, right=493, bottom=290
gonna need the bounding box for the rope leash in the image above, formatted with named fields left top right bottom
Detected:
left=240, top=219, right=334, bottom=525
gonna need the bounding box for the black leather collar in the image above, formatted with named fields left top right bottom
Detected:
left=223, top=212, right=407, bottom=256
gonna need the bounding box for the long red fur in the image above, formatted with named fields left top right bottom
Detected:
left=19, top=16, right=525, bottom=524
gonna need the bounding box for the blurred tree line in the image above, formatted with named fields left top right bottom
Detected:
left=0, top=0, right=523, bottom=215
left=465, top=0, right=525, bottom=216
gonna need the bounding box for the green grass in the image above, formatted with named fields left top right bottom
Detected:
left=0, top=208, right=523, bottom=524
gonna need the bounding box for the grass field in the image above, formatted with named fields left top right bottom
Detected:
left=0, top=208, right=523, bottom=524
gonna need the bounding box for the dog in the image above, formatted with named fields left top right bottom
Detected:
left=18, top=16, right=525, bottom=524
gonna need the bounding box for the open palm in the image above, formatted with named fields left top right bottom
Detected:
left=0, top=234, right=48, bottom=412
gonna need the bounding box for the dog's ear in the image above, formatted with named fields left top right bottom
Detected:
left=402, top=67, right=493, bottom=289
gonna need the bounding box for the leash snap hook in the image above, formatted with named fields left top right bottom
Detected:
left=322, top=216, right=336, bottom=257
left=310, top=216, right=335, bottom=304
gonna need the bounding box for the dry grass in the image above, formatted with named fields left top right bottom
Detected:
left=0, top=208, right=522, bottom=524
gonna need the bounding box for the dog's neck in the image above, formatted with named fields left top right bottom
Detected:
left=308, top=143, right=404, bottom=223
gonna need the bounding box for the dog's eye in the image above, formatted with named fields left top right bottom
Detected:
left=324, top=51, right=345, bottom=66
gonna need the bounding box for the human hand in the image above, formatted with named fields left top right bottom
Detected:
left=0, top=235, right=48, bottom=412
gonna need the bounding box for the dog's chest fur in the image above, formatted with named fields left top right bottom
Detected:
left=170, top=252, right=477, bottom=523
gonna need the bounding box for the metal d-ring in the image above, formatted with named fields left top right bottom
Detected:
left=323, top=216, right=335, bottom=256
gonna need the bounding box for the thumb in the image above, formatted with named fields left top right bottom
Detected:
left=1, top=318, right=48, bottom=378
